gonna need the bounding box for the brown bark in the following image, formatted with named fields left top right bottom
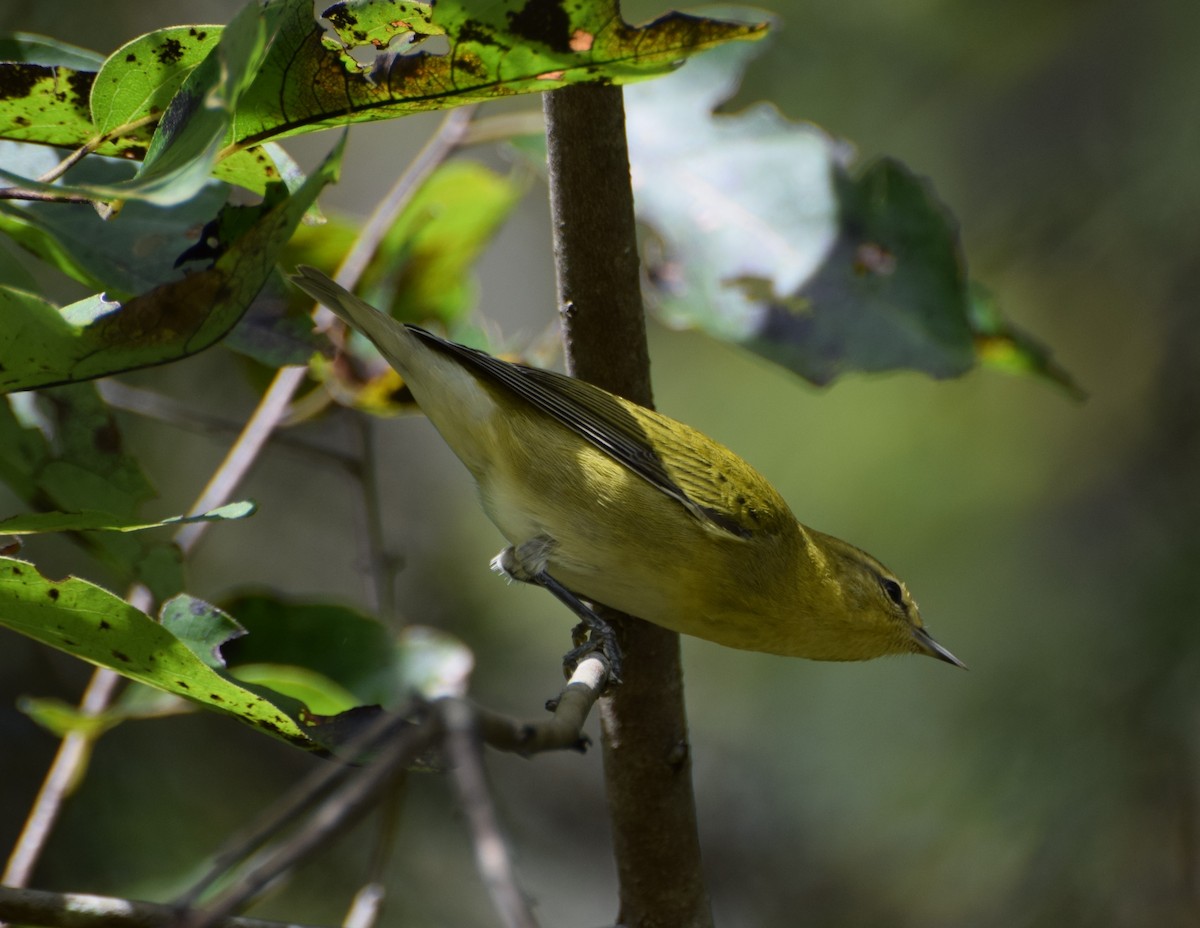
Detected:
left=543, top=82, right=713, bottom=928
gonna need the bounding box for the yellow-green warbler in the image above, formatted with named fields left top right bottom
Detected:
left=291, top=266, right=963, bottom=676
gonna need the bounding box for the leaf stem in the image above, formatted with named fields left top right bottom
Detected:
left=0, top=188, right=93, bottom=204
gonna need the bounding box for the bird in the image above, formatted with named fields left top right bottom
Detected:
left=290, top=265, right=964, bottom=678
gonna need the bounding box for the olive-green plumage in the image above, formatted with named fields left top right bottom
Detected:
left=291, top=266, right=962, bottom=667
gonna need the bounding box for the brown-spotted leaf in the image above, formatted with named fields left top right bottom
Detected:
left=229, top=0, right=768, bottom=147
left=0, top=135, right=342, bottom=394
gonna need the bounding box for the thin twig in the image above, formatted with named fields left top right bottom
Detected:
left=172, top=708, right=415, bottom=913
left=334, top=105, right=478, bottom=290
left=341, top=883, right=386, bottom=928
left=0, top=669, right=122, bottom=887
left=0, top=188, right=93, bottom=204
left=171, top=365, right=309, bottom=554
left=476, top=656, right=607, bottom=755
left=184, top=714, right=440, bottom=928
left=354, top=416, right=398, bottom=619
left=443, top=700, right=539, bottom=928
left=177, top=103, right=478, bottom=556
left=0, top=885, right=324, bottom=928
left=175, top=661, right=607, bottom=925
left=97, top=381, right=359, bottom=470
left=36, top=145, right=101, bottom=186
left=340, top=778, right=406, bottom=928
left=35, top=114, right=160, bottom=186
left=0, top=585, right=152, bottom=890
left=459, top=111, right=544, bottom=147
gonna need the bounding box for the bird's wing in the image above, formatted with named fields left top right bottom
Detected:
left=408, top=327, right=763, bottom=539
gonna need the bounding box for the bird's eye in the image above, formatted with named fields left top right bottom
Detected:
left=881, top=578, right=905, bottom=608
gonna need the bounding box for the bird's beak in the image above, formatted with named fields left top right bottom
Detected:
left=911, top=626, right=967, bottom=669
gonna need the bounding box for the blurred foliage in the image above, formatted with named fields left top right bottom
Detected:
left=627, top=38, right=1077, bottom=391
left=0, top=0, right=1196, bottom=927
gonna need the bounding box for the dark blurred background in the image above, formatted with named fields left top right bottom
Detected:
left=1, top=0, right=1197, bottom=925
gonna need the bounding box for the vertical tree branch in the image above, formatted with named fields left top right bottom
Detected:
left=543, top=83, right=713, bottom=928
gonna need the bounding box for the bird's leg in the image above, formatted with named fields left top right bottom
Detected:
left=491, top=538, right=623, bottom=682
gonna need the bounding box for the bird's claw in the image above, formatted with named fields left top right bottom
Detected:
left=562, top=624, right=623, bottom=684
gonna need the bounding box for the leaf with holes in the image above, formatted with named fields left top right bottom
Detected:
left=627, top=38, right=1078, bottom=389
left=0, top=134, right=342, bottom=394
left=0, top=558, right=319, bottom=749
left=0, top=3, right=284, bottom=206
left=226, top=0, right=767, bottom=147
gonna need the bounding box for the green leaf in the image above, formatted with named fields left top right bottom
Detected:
left=0, top=385, right=185, bottom=599
left=227, top=0, right=768, bottom=147
left=0, top=33, right=105, bottom=70
left=0, top=3, right=283, bottom=206
left=360, top=160, right=523, bottom=326
left=627, top=38, right=1075, bottom=388
left=0, top=501, right=255, bottom=536
left=222, top=271, right=325, bottom=368
left=0, top=29, right=292, bottom=201
left=3, top=1, right=762, bottom=203
left=968, top=285, right=1085, bottom=399
left=0, top=134, right=343, bottom=393
left=743, top=159, right=976, bottom=382
left=0, top=61, right=99, bottom=149
left=0, top=142, right=230, bottom=296
left=129, top=4, right=281, bottom=205
left=0, top=239, right=38, bottom=290
left=19, top=696, right=119, bottom=739
left=160, top=594, right=247, bottom=668
left=220, top=593, right=400, bottom=707
left=221, top=592, right=474, bottom=703
left=18, top=684, right=192, bottom=740
left=0, top=557, right=317, bottom=749
left=213, top=141, right=309, bottom=199
left=230, top=663, right=361, bottom=715
left=90, top=25, right=223, bottom=136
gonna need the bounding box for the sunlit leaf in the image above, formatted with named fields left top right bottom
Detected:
left=0, top=565, right=470, bottom=751
left=130, top=3, right=280, bottom=204
left=0, top=3, right=283, bottom=206
left=229, top=0, right=767, bottom=147
left=0, top=60, right=99, bottom=150
left=359, top=160, right=524, bottom=325
left=0, top=557, right=318, bottom=749
left=1, top=0, right=763, bottom=205
left=230, top=663, right=361, bottom=715
left=90, top=25, right=223, bottom=136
